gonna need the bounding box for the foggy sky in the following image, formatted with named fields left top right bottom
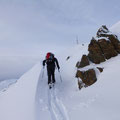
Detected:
left=0, top=0, right=120, bottom=55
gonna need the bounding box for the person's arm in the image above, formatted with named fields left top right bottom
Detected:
left=43, top=60, right=46, bottom=67
left=55, top=58, right=60, bottom=70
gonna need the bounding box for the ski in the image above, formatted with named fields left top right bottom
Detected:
left=49, top=84, right=52, bottom=89
left=49, top=83, right=55, bottom=89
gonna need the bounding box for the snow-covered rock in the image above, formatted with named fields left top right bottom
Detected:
left=76, top=25, right=120, bottom=88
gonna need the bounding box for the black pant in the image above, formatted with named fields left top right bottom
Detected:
left=47, top=67, right=55, bottom=84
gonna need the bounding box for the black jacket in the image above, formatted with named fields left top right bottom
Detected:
left=43, top=58, right=60, bottom=70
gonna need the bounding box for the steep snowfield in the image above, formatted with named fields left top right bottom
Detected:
left=35, top=44, right=89, bottom=120
left=110, top=21, right=120, bottom=38
left=0, top=79, right=17, bottom=91
left=0, top=43, right=120, bottom=120
left=64, top=54, right=120, bottom=120
left=58, top=45, right=120, bottom=120
left=36, top=44, right=120, bottom=120
left=0, top=62, right=41, bottom=120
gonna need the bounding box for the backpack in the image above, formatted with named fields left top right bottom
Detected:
left=46, top=52, right=54, bottom=63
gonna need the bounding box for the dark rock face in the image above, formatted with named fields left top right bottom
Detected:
left=97, top=25, right=120, bottom=54
left=88, top=25, right=120, bottom=63
left=76, top=55, right=89, bottom=68
left=98, top=39, right=118, bottom=59
left=66, top=56, right=70, bottom=60
left=76, top=61, right=80, bottom=68
left=97, top=67, right=104, bottom=73
left=76, top=70, right=83, bottom=79
left=109, top=35, right=120, bottom=53
left=77, top=26, right=120, bottom=66
left=76, top=69, right=97, bottom=86
left=88, top=38, right=105, bottom=64
left=97, top=25, right=110, bottom=37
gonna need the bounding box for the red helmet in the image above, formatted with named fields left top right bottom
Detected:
left=46, top=52, right=51, bottom=59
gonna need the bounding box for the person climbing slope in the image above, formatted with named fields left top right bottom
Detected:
left=43, top=52, right=60, bottom=87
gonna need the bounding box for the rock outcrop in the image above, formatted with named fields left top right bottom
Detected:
left=97, top=25, right=120, bottom=54
left=88, top=25, right=120, bottom=63
left=66, top=56, right=70, bottom=60
left=76, top=69, right=97, bottom=86
left=97, top=25, right=110, bottom=37
left=76, top=55, right=89, bottom=68
left=109, top=35, right=120, bottom=53
left=88, top=38, right=105, bottom=64
left=97, top=67, right=104, bottom=73
left=98, top=38, right=118, bottom=59
left=76, top=25, right=120, bottom=89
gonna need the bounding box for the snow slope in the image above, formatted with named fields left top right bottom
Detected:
left=0, top=62, right=41, bottom=120
left=0, top=43, right=120, bottom=120
left=63, top=54, right=120, bottom=120
left=0, top=79, right=17, bottom=91
left=110, top=21, right=120, bottom=38
left=36, top=44, right=120, bottom=120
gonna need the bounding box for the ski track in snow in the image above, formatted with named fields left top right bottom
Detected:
left=48, top=87, right=69, bottom=120
left=36, top=69, right=69, bottom=120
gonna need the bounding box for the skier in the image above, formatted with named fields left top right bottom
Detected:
left=43, top=52, right=60, bottom=87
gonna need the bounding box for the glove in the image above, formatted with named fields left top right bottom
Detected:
left=58, top=67, right=60, bottom=72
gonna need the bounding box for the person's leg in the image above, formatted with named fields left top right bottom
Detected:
left=48, top=74, right=51, bottom=84
left=52, top=69, right=55, bottom=83
left=47, top=68, right=51, bottom=84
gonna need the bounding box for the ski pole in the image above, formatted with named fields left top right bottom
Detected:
left=42, top=66, right=44, bottom=78
left=58, top=70, right=62, bottom=83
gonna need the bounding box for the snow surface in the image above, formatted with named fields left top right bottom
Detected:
left=110, top=21, right=120, bottom=34
left=110, top=21, right=120, bottom=40
left=0, top=79, right=17, bottom=92
left=0, top=62, right=41, bottom=120
left=0, top=43, right=120, bottom=120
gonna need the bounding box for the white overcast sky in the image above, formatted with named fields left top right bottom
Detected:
left=0, top=0, right=120, bottom=55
